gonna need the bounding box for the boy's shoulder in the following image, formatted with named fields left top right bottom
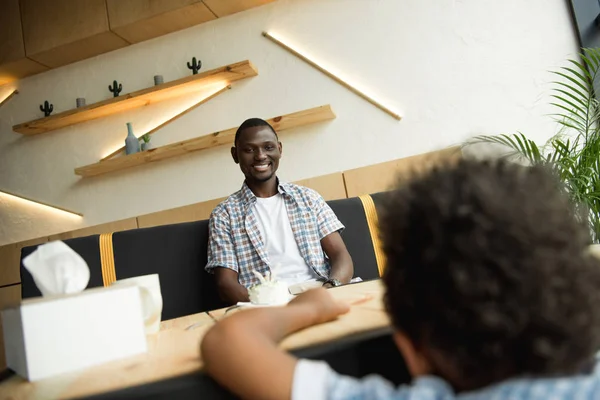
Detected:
left=292, top=359, right=600, bottom=400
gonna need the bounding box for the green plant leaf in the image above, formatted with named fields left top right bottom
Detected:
left=465, top=51, right=600, bottom=242
left=552, top=79, right=589, bottom=101
left=562, top=66, right=592, bottom=87
left=552, top=71, right=590, bottom=94
left=552, top=88, right=589, bottom=110
left=551, top=94, right=588, bottom=117
left=568, top=59, right=594, bottom=83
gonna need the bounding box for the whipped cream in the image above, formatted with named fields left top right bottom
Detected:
left=248, top=280, right=290, bottom=305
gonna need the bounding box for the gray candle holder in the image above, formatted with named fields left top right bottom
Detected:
left=154, top=75, right=164, bottom=85
left=76, top=98, right=86, bottom=108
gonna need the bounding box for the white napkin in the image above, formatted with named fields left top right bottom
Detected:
left=23, top=241, right=90, bottom=296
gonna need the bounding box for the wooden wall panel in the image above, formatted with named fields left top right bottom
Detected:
left=202, top=0, right=277, bottom=17
left=0, top=237, right=47, bottom=287
left=137, top=197, right=226, bottom=229
left=0, top=284, right=22, bottom=370
left=343, top=147, right=462, bottom=197
left=294, top=172, right=347, bottom=200
left=107, top=0, right=216, bottom=44
left=21, top=0, right=128, bottom=68
left=0, top=0, right=47, bottom=85
left=0, top=0, right=27, bottom=66
left=47, top=218, right=139, bottom=242
left=137, top=173, right=347, bottom=228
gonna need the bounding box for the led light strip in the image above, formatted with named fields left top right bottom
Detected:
left=0, top=89, right=18, bottom=108
left=262, top=31, right=401, bottom=121
left=0, top=189, right=83, bottom=217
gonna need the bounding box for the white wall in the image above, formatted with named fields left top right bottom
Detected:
left=0, top=0, right=579, bottom=245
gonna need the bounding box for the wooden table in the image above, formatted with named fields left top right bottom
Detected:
left=0, top=280, right=388, bottom=400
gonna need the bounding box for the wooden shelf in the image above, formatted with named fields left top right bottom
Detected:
left=100, top=85, right=231, bottom=161
left=75, top=105, right=336, bottom=178
left=13, top=60, right=258, bottom=135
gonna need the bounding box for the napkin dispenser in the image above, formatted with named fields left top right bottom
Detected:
left=1, top=242, right=147, bottom=381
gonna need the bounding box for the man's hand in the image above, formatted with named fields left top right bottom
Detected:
left=214, top=267, right=250, bottom=304
left=288, top=288, right=350, bottom=325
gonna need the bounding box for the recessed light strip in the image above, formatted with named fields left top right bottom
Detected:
left=262, top=31, right=401, bottom=121
left=0, top=189, right=83, bottom=217
left=0, top=89, right=18, bottom=108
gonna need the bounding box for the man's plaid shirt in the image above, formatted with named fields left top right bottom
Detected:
left=205, top=181, right=344, bottom=288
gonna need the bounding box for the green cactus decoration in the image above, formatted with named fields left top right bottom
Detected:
left=187, top=57, right=202, bottom=75
left=108, top=80, right=123, bottom=97
left=39, top=100, right=53, bottom=117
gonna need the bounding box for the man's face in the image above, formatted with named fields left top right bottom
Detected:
left=232, top=126, right=282, bottom=184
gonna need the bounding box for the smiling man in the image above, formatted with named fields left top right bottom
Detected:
left=205, top=118, right=354, bottom=304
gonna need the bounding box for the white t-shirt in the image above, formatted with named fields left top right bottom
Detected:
left=253, top=193, right=320, bottom=286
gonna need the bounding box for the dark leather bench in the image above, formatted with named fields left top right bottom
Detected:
left=20, top=195, right=385, bottom=320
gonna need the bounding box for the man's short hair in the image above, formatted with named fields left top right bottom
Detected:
left=380, top=159, right=600, bottom=390
left=234, top=118, right=278, bottom=145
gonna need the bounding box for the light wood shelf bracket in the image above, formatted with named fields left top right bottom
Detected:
left=75, top=105, right=336, bottom=178
left=13, top=60, right=258, bottom=135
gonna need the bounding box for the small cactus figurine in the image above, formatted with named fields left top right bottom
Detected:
left=39, top=101, right=53, bottom=117
left=108, top=80, right=123, bottom=97
left=186, top=57, right=202, bottom=75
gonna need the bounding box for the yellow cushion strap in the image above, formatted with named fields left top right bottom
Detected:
left=99, top=233, right=117, bottom=287
left=358, top=195, right=387, bottom=276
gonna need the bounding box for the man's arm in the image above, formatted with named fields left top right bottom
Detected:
left=202, top=289, right=350, bottom=400
left=321, top=231, right=354, bottom=284
left=214, top=267, right=249, bottom=304
left=206, top=209, right=249, bottom=304
left=312, top=191, right=354, bottom=283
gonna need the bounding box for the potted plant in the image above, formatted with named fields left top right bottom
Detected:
left=464, top=48, right=600, bottom=244
left=141, top=134, right=152, bottom=151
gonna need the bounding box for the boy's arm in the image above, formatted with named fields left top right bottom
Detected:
left=201, top=289, right=350, bottom=400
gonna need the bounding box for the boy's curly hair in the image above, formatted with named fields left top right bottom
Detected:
left=380, top=159, right=600, bottom=390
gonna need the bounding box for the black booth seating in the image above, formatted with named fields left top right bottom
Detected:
left=327, top=196, right=380, bottom=280
left=112, top=220, right=226, bottom=320
left=20, top=195, right=384, bottom=320
left=20, top=235, right=105, bottom=299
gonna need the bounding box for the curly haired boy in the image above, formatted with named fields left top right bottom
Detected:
left=202, top=159, right=600, bottom=399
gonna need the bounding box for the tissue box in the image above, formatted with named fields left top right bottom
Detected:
left=2, top=285, right=147, bottom=381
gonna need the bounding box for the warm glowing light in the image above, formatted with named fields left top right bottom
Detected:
left=263, top=31, right=401, bottom=121
left=0, top=190, right=83, bottom=218
left=100, top=83, right=231, bottom=160
left=0, top=88, right=18, bottom=108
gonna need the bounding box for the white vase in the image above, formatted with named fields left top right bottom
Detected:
left=125, top=123, right=140, bottom=155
